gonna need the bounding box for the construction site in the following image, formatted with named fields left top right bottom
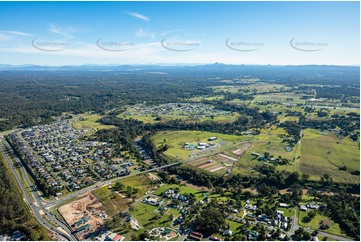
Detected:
left=58, top=192, right=108, bottom=240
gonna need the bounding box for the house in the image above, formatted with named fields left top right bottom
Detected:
left=307, top=203, right=320, bottom=209
left=210, top=235, right=222, bottom=241
left=112, top=234, right=125, bottom=241
left=279, top=234, right=286, bottom=240
left=189, top=232, right=203, bottom=241
left=144, top=197, right=159, bottom=206
left=11, top=231, right=26, bottom=241
left=278, top=203, right=289, bottom=208
left=0, top=235, right=8, bottom=241
left=245, top=204, right=257, bottom=211
left=178, top=195, right=188, bottom=202
left=247, top=230, right=259, bottom=241
left=299, top=205, right=307, bottom=211
left=311, top=236, right=319, bottom=241
left=164, top=189, right=175, bottom=198
left=251, top=152, right=260, bottom=157
left=223, top=229, right=232, bottom=236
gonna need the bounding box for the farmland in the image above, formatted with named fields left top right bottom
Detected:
left=152, top=130, right=249, bottom=160
left=300, top=129, right=360, bottom=183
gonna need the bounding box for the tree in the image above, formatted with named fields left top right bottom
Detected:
left=264, top=152, right=270, bottom=159
left=301, top=173, right=310, bottom=182
left=113, top=181, right=124, bottom=191
left=195, top=206, right=226, bottom=235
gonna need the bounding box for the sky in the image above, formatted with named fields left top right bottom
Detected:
left=0, top=1, right=359, bottom=66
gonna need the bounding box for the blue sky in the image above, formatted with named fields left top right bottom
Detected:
left=0, top=1, right=359, bottom=66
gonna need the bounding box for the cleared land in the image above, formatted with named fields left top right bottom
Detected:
left=300, top=129, right=360, bottom=183
left=152, top=130, right=248, bottom=160
left=72, top=113, right=116, bottom=131
left=93, top=174, right=157, bottom=217
left=58, top=192, right=105, bottom=240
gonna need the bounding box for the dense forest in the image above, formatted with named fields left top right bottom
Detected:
left=0, top=151, right=49, bottom=240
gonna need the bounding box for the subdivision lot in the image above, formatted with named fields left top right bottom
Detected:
left=58, top=192, right=105, bottom=240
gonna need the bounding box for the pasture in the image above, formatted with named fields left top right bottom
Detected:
left=300, top=129, right=360, bottom=183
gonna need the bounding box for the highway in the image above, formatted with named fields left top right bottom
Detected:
left=0, top=137, right=78, bottom=240
left=1, top=133, right=354, bottom=242
left=0, top=133, right=183, bottom=240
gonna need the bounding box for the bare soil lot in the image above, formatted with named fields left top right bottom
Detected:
left=58, top=192, right=106, bottom=240
left=232, top=142, right=252, bottom=157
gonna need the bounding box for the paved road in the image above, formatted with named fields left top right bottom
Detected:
left=1, top=133, right=184, bottom=240
left=45, top=161, right=182, bottom=210
left=0, top=138, right=77, bottom=241
left=2, top=132, right=354, bottom=242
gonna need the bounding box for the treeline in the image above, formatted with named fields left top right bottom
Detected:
left=0, top=151, right=49, bottom=240
left=95, top=104, right=277, bottom=158
left=324, top=192, right=360, bottom=240
left=315, top=86, right=360, bottom=99
left=279, top=121, right=302, bottom=143
left=299, top=114, right=360, bottom=140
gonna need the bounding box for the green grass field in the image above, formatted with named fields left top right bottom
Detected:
left=297, top=210, right=347, bottom=237
left=72, top=113, right=116, bottom=130
left=152, top=130, right=248, bottom=160
left=154, top=184, right=207, bottom=201
left=93, top=174, right=156, bottom=217
left=234, top=125, right=299, bottom=174
left=300, top=129, right=360, bottom=183
left=118, top=112, right=239, bottom=124
left=122, top=202, right=179, bottom=240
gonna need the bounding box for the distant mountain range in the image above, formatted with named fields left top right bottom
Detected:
left=0, top=63, right=359, bottom=71
left=0, top=63, right=359, bottom=85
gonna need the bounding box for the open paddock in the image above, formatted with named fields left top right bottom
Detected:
left=209, top=165, right=226, bottom=173
left=197, top=160, right=218, bottom=169
left=217, top=153, right=238, bottom=162
left=232, top=142, right=252, bottom=157
left=188, top=157, right=209, bottom=166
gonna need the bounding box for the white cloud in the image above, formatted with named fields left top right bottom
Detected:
left=0, top=31, right=33, bottom=37
left=125, top=11, right=150, bottom=22
left=0, top=33, right=12, bottom=41
left=47, top=24, right=74, bottom=38
left=135, top=28, right=155, bottom=39
left=160, top=29, right=181, bottom=36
